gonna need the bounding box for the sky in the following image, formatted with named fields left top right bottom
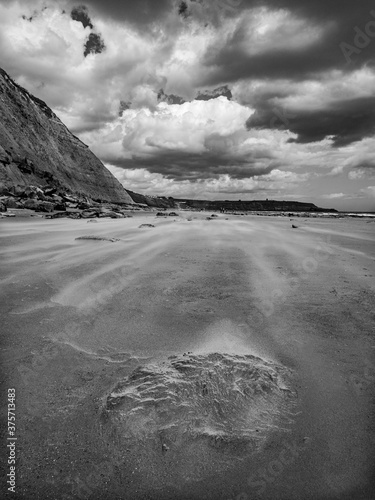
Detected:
left=0, top=0, right=375, bottom=211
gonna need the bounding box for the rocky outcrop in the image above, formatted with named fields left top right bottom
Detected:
left=0, top=68, right=133, bottom=204
left=125, top=189, right=176, bottom=208
left=101, top=352, right=294, bottom=485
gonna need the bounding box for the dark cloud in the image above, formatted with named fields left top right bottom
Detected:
left=246, top=96, right=375, bottom=147
left=71, top=5, right=94, bottom=29
left=84, top=32, right=105, bottom=57
left=199, top=0, right=375, bottom=85
left=178, top=1, right=189, bottom=18
left=68, top=0, right=174, bottom=26
left=103, top=149, right=275, bottom=181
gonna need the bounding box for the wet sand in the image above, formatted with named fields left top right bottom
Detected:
left=0, top=212, right=374, bottom=499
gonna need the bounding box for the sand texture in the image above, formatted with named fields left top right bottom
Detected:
left=0, top=212, right=374, bottom=499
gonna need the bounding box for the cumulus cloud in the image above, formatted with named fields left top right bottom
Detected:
left=79, top=97, right=303, bottom=182
left=0, top=0, right=375, bottom=209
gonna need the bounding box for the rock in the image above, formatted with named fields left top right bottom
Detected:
left=17, top=158, right=35, bottom=174
left=75, top=236, right=120, bottom=242
left=53, top=203, right=66, bottom=211
left=77, top=201, right=92, bottom=210
left=99, top=211, right=124, bottom=218
left=2, top=197, right=18, bottom=208
left=23, top=199, right=38, bottom=210
left=156, top=212, right=166, bottom=217
left=168, top=212, right=179, bottom=216
left=139, top=224, right=155, bottom=228
left=80, top=210, right=98, bottom=219
left=43, top=186, right=58, bottom=196
left=45, top=212, right=67, bottom=219
left=38, top=201, right=54, bottom=212
left=8, top=186, right=25, bottom=197
left=292, top=224, right=298, bottom=229
left=23, top=199, right=54, bottom=212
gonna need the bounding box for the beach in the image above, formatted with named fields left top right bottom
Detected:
left=1, top=212, right=374, bottom=499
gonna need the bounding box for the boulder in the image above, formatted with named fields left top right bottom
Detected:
left=3, top=197, right=18, bottom=208
left=23, top=199, right=54, bottom=212
left=81, top=211, right=99, bottom=219
left=78, top=201, right=92, bottom=210
left=99, top=211, right=124, bottom=218
left=43, top=186, right=58, bottom=196
left=53, top=203, right=66, bottom=211
left=23, top=199, right=39, bottom=209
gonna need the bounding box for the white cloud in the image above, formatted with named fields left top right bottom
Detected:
left=321, top=193, right=346, bottom=199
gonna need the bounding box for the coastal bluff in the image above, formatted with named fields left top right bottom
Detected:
left=0, top=68, right=133, bottom=204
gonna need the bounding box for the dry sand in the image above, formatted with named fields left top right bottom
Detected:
left=0, top=212, right=374, bottom=499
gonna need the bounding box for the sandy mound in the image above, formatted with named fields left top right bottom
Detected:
left=100, top=352, right=294, bottom=486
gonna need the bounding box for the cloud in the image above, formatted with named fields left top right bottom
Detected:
left=106, top=164, right=306, bottom=199
left=0, top=0, right=374, bottom=209
left=79, top=97, right=301, bottom=182
left=243, top=68, right=375, bottom=146
left=321, top=193, right=346, bottom=199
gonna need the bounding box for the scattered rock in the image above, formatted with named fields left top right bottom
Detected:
left=139, top=224, right=155, bottom=228
left=156, top=212, right=166, bottom=217
left=75, top=236, right=120, bottom=242
left=168, top=212, right=179, bottom=216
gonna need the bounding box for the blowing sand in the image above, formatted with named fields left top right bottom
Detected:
left=0, top=212, right=374, bottom=499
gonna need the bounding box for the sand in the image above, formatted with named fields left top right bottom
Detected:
left=0, top=212, right=374, bottom=499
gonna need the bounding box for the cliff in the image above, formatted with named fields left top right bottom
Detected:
left=125, top=190, right=176, bottom=209
left=175, top=199, right=337, bottom=212
left=0, top=68, right=133, bottom=204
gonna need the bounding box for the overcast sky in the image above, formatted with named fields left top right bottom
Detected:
left=1, top=0, right=375, bottom=210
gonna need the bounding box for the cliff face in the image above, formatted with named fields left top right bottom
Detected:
left=0, top=68, right=133, bottom=204
left=125, top=190, right=176, bottom=208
